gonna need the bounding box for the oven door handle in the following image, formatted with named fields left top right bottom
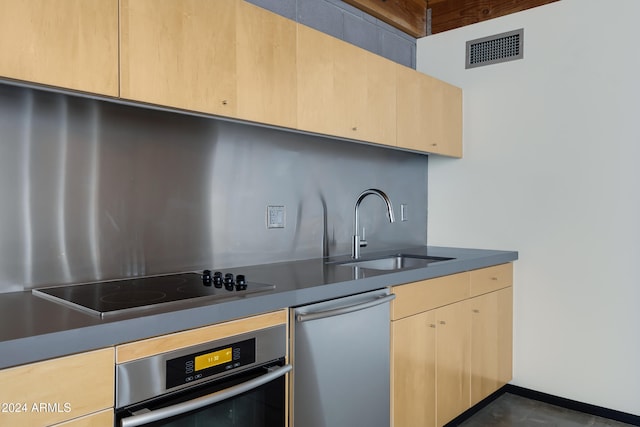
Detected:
left=120, top=364, right=292, bottom=427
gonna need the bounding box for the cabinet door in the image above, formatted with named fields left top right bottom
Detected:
left=470, top=287, right=513, bottom=406
left=397, top=64, right=462, bottom=157
left=120, top=0, right=237, bottom=117
left=0, top=0, right=118, bottom=96
left=236, top=1, right=297, bottom=128
left=0, top=348, right=114, bottom=426
left=297, top=25, right=396, bottom=146
left=297, top=24, right=364, bottom=140
left=435, top=301, right=471, bottom=426
left=361, top=52, right=397, bottom=147
left=392, top=310, right=436, bottom=427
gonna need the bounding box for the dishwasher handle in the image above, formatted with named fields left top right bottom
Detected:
left=120, top=364, right=292, bottom=427
left=296, top=293, right=395, bottom=323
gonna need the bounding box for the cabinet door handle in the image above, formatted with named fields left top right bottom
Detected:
left=473, top=309, right=480, bottom=313
left=439, top=320, right=446, bottom=325
left=429, top=324, right=436, bottom=328
left=221, top=99, right=228, bottom=105
left=491, top=276, right=499, bottom=281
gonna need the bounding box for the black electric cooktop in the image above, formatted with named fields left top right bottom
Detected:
left=32, top=272, right=275, bottom=317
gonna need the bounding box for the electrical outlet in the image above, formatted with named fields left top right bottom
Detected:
left=266, top=205, right=285, bottom=229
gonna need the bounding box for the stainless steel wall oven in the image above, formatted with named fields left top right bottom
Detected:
left=115, top=324, right=289, bottom=427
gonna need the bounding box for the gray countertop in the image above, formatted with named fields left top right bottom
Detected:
left=0, top=246, right=517, bottom=369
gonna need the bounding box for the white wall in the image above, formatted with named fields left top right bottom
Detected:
left=418, top=0, right=640, bottom=416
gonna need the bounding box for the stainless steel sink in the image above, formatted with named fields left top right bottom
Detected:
left=331, top=254, right=453, bottom=271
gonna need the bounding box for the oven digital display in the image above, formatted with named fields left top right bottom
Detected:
left=165, top=338, right=256, bottom=389
left=195, top=347, right=232, bottom=371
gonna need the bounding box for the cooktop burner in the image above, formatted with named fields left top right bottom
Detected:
left=32, top=271, right=275, bottom=318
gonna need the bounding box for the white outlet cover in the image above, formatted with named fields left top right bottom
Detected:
left=401, top=204, right=408, bottom=221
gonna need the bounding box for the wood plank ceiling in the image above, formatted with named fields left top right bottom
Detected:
left=343, top=0, right=428, bottom=38
left=343, top=0, right=560, bottom=38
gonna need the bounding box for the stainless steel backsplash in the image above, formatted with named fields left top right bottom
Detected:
left=0, top=84, right=428, bottom=292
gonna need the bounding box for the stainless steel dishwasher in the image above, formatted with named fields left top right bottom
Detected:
left=291, top=288, right=395, bottom=427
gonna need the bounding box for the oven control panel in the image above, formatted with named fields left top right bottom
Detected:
left=166, top=338, right=256, bottom=389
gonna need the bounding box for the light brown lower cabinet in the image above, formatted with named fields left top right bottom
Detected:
left=0, top=347, right=114, bottom=427
left=391, top=264, right=513, bottom=427
left=470, top=287, right=513, bottom=406
left=435, top=300, right=472, bottom=426
left=392, top=310, right=436, bottom=427
left=391, top=299, right=472, bottom=427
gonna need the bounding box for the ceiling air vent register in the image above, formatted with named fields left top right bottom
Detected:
left=466, top=29, right=524, bottom=69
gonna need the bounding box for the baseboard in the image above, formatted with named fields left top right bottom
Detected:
left=504, top=384, right=640, bottom=426
left=443, top=386, right=507, bottom=426
left=443, top=384, right=640, bottom=426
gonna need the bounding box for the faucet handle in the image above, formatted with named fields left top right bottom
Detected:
left=360, top=227, right=368, bottom=248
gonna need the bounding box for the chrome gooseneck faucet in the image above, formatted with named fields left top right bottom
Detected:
left=352, top=189, right=395, bottom=259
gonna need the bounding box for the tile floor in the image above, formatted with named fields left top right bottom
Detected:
left=456, top=393, right=637, bottom=427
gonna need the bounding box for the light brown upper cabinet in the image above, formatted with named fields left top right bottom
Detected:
left=3, top=0, right=462, bottom=157
left=397, top=64, right=463, bottom=157
left=0, top=0, right=118, bottom=97
left=297, top=24, right=396, bottom=147
left=120, top=0, right=238, bottom=117
left=120, top=0, right=297, bottom=128
left=362, top=50, right=397, bottom=147
left=236, top=1, right=297, bottom=129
